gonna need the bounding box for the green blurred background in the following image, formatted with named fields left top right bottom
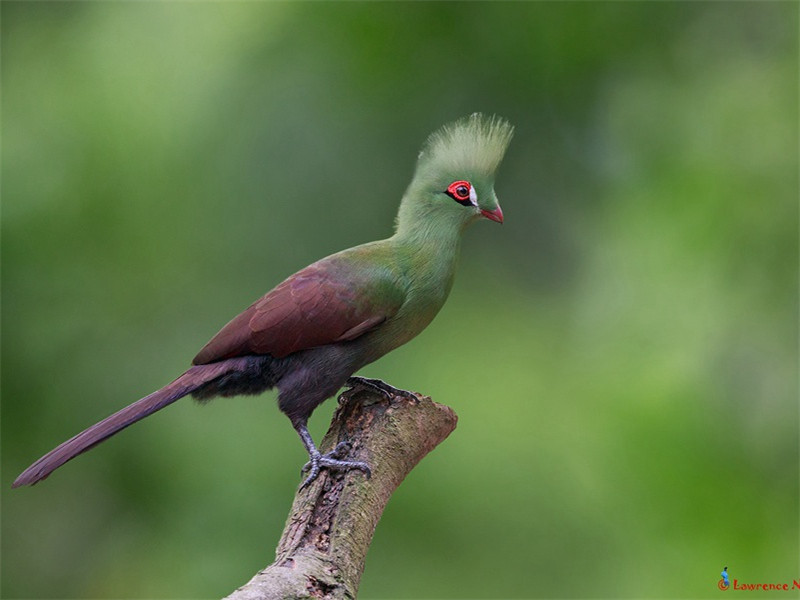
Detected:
left=2, top=2, right=797, bottom=598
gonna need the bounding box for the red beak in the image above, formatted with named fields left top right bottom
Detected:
left=480, top=205, right=504, bottom=224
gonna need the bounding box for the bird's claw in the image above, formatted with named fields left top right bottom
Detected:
left=301, top=441, right=352, bottom=473
left=345, top=376, right=419, bottom=402
left=299, top=441, right=371, bottom=489
left=328, top=440, right=353, bottom=460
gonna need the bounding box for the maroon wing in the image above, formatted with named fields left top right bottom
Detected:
left=192, top=258, right=404, bottom=364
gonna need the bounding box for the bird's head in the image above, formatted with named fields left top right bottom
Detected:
left=396, top=114, right=513, bottom=235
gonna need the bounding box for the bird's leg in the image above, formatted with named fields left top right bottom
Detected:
left=346, top=376, right=419, bottom=402
left=295, top=423, right=371, bottom=489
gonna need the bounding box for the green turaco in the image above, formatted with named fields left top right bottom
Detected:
left=14, top=113, right=514, bottom=489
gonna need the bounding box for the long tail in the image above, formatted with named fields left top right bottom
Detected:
left=12, top=360, right=248, bottom=488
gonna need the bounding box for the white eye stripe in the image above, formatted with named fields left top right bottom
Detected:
left=469, top=185, right=478, bottom=206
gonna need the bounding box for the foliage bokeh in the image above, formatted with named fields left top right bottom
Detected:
left=2, top=2, right=797, bottom=598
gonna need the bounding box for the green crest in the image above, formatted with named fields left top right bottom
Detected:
left=417, top=113, right=514, bottom=177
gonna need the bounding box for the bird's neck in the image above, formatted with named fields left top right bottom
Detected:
left=390, top=204, right=465, bottom=292
left=393, top=196, right=470, bottom=249
left=392, top=219, right=465, bottom=276
left=394, top=218, right=463, bottom=246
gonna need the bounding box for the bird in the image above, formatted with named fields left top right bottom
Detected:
left=13, top=113, right=513, bottom=489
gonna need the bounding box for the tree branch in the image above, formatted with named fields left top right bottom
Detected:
left=224, top=386, right=458, bottom=600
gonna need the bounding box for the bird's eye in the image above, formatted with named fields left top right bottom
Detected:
left=445, top=180, right=473, bottom=204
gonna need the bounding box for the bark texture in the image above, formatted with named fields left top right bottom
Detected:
left=224, top=386, right=458, bottom=600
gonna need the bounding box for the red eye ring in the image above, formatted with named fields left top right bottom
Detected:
left=446, top=180, right=471, bottom=202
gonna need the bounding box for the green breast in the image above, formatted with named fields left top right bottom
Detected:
left=356, top=234, right=461, bottom=363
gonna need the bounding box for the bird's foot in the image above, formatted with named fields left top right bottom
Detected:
left=300, top=441, right=371, bottom=489
left=345, top=376, right=419, bottom=402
